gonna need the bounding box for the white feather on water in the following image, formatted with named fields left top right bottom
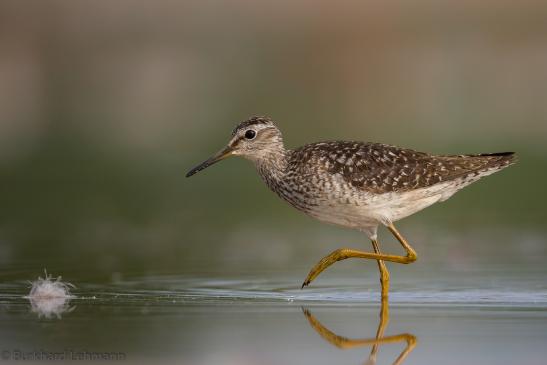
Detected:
left=25, top=270, right=75, bottom=318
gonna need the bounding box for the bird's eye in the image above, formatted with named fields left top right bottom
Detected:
left=244, top=129, right=256, bottom=140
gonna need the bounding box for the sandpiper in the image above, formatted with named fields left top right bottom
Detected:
left=186, top=116, right=515, bottom=297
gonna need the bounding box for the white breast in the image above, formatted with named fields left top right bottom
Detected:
left=304, top=170, right=493, bottom=234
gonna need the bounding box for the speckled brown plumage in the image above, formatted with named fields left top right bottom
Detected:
left=187, top=116, right=515, bottom=237
left=288, top=141, right=515, bottom=194
left=186, top=116, right=517, bottom=294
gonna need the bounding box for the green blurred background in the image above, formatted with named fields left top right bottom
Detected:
left=0, top=0, right=546, bottom=282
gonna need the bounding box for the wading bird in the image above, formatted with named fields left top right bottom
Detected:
left=186, top=116, right=515, bottom=297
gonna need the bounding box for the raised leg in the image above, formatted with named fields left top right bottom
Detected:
left=302, top=297, right=417, bottom=365
left=301, top=223, right=416, bottom=290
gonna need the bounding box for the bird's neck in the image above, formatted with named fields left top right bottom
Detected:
left=253, top=147, right=290, bottom=189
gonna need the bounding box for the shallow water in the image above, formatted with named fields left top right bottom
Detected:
left=1, top=266, right=547, bottom=365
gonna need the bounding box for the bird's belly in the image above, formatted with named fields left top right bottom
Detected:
left=275, top=175, right=467, bottom=229
left=353, top=184, right=459, bottom=224
left=377, top=193, right=442, bottom=222
left=305, top=202, right=379, bottom=229
left=303, top=186, right=451, bottom=228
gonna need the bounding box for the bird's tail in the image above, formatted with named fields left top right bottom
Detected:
left=469, top=151, right=517, bottom=170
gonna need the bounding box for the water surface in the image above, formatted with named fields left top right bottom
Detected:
left=1, top=266, right=546, bottom=365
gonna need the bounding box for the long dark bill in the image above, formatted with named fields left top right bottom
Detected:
left=186, top=146, right=233, bottom=177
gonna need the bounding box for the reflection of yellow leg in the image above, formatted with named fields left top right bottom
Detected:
left=369, top=294, right=390, bottom=362
left=301, top=223, right=417, bottom=293
left=302, top=297, right=417, bottom=365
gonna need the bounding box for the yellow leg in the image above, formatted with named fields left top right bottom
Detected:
left=301, top=223, right=416, bottom=290
left=302, top=297, right=417, bottom=365
left=372, top=239, right=390, bottom=299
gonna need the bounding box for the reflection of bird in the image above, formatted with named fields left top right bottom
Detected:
left=302, top=297, right=417, bottom=365
left=186, top=116, right=515, bottom=297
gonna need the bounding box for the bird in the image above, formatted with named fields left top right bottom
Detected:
left=186, top=116, right=515, bottom=297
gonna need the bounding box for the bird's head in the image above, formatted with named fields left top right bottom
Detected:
left=186, top=116, right=284, bottom=177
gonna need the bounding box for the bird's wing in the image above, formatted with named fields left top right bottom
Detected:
left=296, top=141, right=514, bottom=194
